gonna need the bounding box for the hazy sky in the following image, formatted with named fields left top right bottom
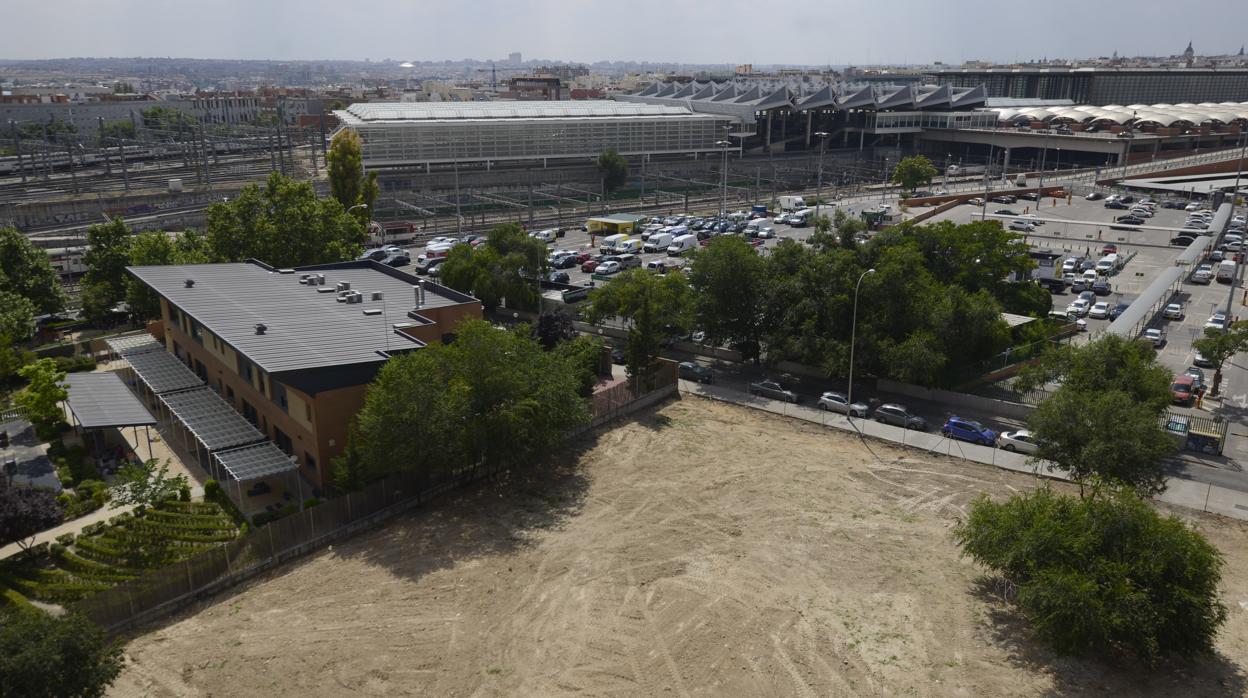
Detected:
left=6, top=0, right=1245, bottom=65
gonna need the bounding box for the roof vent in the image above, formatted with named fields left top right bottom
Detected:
left=255, top=323, right=268, bottom=335
left=316, top=274, right=326, bottom=285
left=184, top=279, right=195, bottom=288
left=362, top=308, right=382, bottom=316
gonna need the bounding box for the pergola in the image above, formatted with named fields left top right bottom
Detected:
left=122, top=349, right=202, bottom=397
left=62, top=372, right=157, bottom=461
left=213, top=442, right=302, bottom=508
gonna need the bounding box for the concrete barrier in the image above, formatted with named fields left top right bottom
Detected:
left=876, top=378, right=1033, bottom=420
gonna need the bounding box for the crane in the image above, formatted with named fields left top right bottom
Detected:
left=475, top=62, right=528, bottom=90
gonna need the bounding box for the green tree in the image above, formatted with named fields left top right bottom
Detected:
left=82, top=218, right=133, bottom=322
left=13, top=359, right=67, bottom=435
left=596, top=149, right=629, bottom=195
left=0, top=606, right=124, bottom=698
left=204, top=172, right=366, bottom=267
left=140, top=106, right=196, bottom=141
left=832, top=208, right=866, bottom=251
left=954, top=489, right=1227, bottom=664
left=0, top=227, right=66, bottom=314
left=583, top=268, right=692, bottom=384
left=531, top=310, right=576, bottom=350
left=554, top=334, right=604, bottom=397
left=108, top=459, right=189, bottom=510
left=17, top=118, right=76, bottom=142
left=890, top=155, right=938, bottom=192
left=1018, top=334, right=1174, bottom=497
left=1192, top=321, right=1248, bottom=396
left=124, top=231, right=210, bottom=319
left=112, top=81, right=135, bottom=93
left=688, top=236, right=769, bottom=362
left=438, top=223, right=547, bottom=312
left=99, top=119, right=136, bottom=142
left=326, top=129, right=377, bottom=219
left=0, top=291, right=36, bottom=343
left=0, top=476, right=63, bottom=550
left=352, top=319, right=588, bottom=483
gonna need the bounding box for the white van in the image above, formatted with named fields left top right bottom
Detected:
left=746, top=218, right=772, bottom=234
left=667, top=225, right=689, bottom=239
left=1217, top=259, right=1237, bottom=283
left=1095, top=254, right=1120, bottom=274
left=667, top=234, right=698, bottom=256
left=616, top=238, right=643, bottom=254
left=644, top=232, right=674, bottom=253
left=600, top=233, right=629, bottom=254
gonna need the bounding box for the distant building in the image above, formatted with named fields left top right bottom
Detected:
left=508, top=52, right=522, bottom=64
left=504, top=76, right=565, bottom=101
left=927, top=67, right=1248, bottom=105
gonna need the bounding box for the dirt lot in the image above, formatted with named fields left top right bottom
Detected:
left=111, top=397, right=1248, bottom=697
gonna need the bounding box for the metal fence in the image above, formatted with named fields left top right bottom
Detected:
left=72, top=374, right=678, bottom=633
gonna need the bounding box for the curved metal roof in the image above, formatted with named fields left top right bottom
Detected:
left=986, top=101, right=1248, bottom=127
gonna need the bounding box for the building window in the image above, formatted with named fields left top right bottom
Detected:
left=304, top=452, right=316, bottom=471
left=241, top=400, right=258, bottom=426
left=274, top=427, right=293, bottom=455
left=226, top=386, right=235, bottom=404
left=305, top=403, right=312, bottom=421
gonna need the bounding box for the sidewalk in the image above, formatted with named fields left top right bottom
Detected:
left=681, top=379, right=1248, bottom=523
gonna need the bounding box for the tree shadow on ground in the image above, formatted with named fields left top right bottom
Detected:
left=968, top=577, right=1247, bottom=697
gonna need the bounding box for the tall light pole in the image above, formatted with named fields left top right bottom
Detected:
left=814, top=131, right=829, bottom=217
left=716, top=139, right=732, bottom=217
left=847, top=268, right=876, bottom=422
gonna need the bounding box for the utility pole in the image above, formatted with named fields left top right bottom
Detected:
left=9, top=121, right=26, bottom=184
left=98, top=116, right=112, bottom=175
left=66, top=142, right=78, bottom=193
left=201, top=123, right=212, bottom=189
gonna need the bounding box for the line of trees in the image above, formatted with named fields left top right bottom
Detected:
left=439, top=224, right=548, bottom=312
left=956, top=334, right=1228, bottom=664
left=586, top=219, right=1048, bottom=388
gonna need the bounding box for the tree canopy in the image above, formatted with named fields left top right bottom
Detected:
left=108, top=459, right=189, bottom=510
left=82, top=218, right=134, bottom=322
left=0, top=291, right=36, bottom=343
left=596, top=149, right=629, bottom=195
left=326, top=129, right=378, bottom=221
left=13, top=359, right=68, bottom=434
left=1192, top=321, right=1248, bottom=395
left=124, top=230, right=211, bottom=319
left=891, top=155, right=938, bottom=192
left=687, top=236, right=769, bottom=363
left=583, top=268, right=693, bottom=383
left=204, top=172, right=366, bottom=268
left=0, top=477, right=63, bottom=551
left=0, top=227, right=66, bottom=315
left=0, top=606, right=124, bottom=698
left=954, top=488, right=1227, bottom=664
left=1018, top=334, right=1174, bottom=497
left=344, top=319, right=589, bottom=487
left=438, top=223, right=547, bottom=312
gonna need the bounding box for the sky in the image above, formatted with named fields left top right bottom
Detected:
left=5, top=0, right=1245, bottom=66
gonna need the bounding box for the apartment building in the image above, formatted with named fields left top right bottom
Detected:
left=126, top=259, right=481, bottom=489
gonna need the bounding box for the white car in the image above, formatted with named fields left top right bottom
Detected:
left=1019, top=214, right=1045, bottom=225
left=1066, top=299, right=1091, bottom=317
left=1205, top=311, right=1228, bottom=332
left=1192, top=265, right=1214, bottom=284
left=816, top=391, right=869, bottom=417
left=596, top=260, right=621, bottom=275
left=529, top=229, right=557, bottom=244
left=998, top=429, right=1039, bottom=454
left=1143, top=328, right=1165, bottom=347
left=754, top=226, right=776, bottom=239
left=1163, top=303, right=1184, bottom=320
left=1088, top=302, right=1111, bottom=319
left=425, top=236, right=456, bottom=247
left=1185, top=202, right=1201, bottom=212
left=1009, top=220, right=1036, bottom=232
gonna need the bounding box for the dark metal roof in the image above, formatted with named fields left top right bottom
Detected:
left=64, top=372, right=157, bottom=429
left=158, top=387, right=266, bottom=452
left=127, top=261, right=474, bottom=375
left=213, top=442, right=297, bottom=482
left=125, top=349, right=203, bottom=395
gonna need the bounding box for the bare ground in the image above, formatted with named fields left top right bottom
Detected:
left=111, top=397, right=1248, bottom=697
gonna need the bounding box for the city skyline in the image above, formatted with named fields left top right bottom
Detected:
left=5, top=0, right=1246, bottom=67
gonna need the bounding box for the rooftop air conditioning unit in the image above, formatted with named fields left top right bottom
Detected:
left=347, top=291, right=363, bottom=304
left=317, top=274, right=326, bottom=285
left=371, top=291, right=384, bottom=301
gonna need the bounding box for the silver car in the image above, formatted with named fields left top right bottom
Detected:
left=748, top=380, right=798, bottom=403
left=817, top=391, right=868, bottom=417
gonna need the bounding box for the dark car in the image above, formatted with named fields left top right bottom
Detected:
left=1091, top=280, right=1112, bottom=296
left=1104, top=200, right=1129, bottom=210
left=381, top=253, right=410, bottom=267
left=872, top=404, right=927, bottom=430
left=941, top=417, right=997, bottom=446
left=748, top=379, right=798, bottom=403
left=993, top=208, right=1018, bottom=216
left=991, top=195, right=1016, bottom=204
left=1109, top=302, right=1130, bottom=320
left=696, top=229, right=713, bottom=241
left=678, top=361, right=713, bottom=384
left=1085, top=192, right=1104, bottom=200
left=1115, top=215, right=1144, bottom=224
left=610, top=346, right=625, bottom=364
left=1162, top=201, right=1186, bottom=209
left=733, top=221, right=749, bottom=234
left=1019, top=192, right=1039, bottom=201
left=1119, top=194, right=1135, bottom=203
left=1170, top=235, right=1198, bottom=247
left=547, top=271, right=570, bottom=284
left=551, top=255, right=578, bottom=269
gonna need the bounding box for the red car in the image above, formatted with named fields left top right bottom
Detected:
left=581, top=259, right=600, bottom=273
left=1171, top=374, right=1196, bottom=405
left=1101, top=244, right=1117, bottom=255
left=573, top=251, right=594, bottom=264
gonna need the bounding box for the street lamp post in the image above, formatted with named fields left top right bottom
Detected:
left=347, top=203, right=370, bottom=241
left=847, top=268, right=876, bottom=422
left=716, top=139, right=732, bottom=217
left=814, top=131, right=829, bottom=217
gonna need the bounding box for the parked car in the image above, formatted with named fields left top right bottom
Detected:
left=1143, top=328, right=1165, bottom=348
left=1193, top=347, right=1213, bottom=367
left=1088, top=301, right=1111, bottom=319
left=677, top=361, right=713, bottom=384
left=1066, top=299, right=1091, bottom=317
left=1104, top=200, right=1129, bottom=210
left=1091, top=280, right=1112, bottom=296
left=1170, top=234, right=1198, bottom=247
left=610, top=346, right=625, bottom=364
left=1171, top=375, right=1197, bottom=406
left=1192, top=264, right=1214, bottom=284
left=941, top=417, right=997, bottom=446
left=1115, top=215, right=1144, bottom=225
left=998, top=429, right=1039, bottom=454
left=991, top=195, right=1016, bottom=204
left=872, top=404, right=927, bottom=430
left=1185, top=367, right=1206, bottom=392
left=1163, top=303, right=1184, bottom=320
left=596, top=261, right=622, bottom=275
left=359, top=245, right=403, bottom=262
left=581, top=259, right=601, bottom=273
left=1084, top=192, right=1104, bottom=201
left=1109, top=302, right=1130, bottom=320
left=749, top=379, right=798, bottom=403
left=993, top=208, right=1018, bottom=216
left=381, top=253, right=410, bottom=267
left=547, top=271, right=570, bottom=284
left=1205, top=310, right=1228, bottom=332
left=817, top=391, right=869, bottom=417
left=1009, top=220, right=1036, bottom=232
left=1101, top=244, right=1118, bottom=255
left=967, top=198, right=985, bottom=206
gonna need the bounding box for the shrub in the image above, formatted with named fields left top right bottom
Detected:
left=178, top=483, right=192, bottom=502
left=54, top=533, right=75, bottom=546
left=48, top=542, right=65, bottom=557
left=203, top=479, right=221, bottom=500
left=954, top=489, right=1227, bottom=663
left=52, top=355, right=97, bottom=373
left=303, top=497, right=322, bottom=509
left=253, top=504, right=297, bottom=527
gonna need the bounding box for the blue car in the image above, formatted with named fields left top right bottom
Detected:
left=941, top=417, right=998, bottom=446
